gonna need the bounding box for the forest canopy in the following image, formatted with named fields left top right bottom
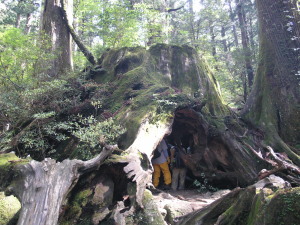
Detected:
left=0, top=0, right=259, bottom=105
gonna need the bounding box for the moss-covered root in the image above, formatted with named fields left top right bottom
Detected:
left=250, top=187, right=300, bottom=225
left=129, top=189, right=166, bottom=225
left=177, top=188, right=243, bottom=225
left=177, top=187, right=300, bottom=225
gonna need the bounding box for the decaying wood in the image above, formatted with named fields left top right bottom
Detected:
left=241, top=140, right=300, bottom=182
left=10, top=145, right=117, bottom=225
left=265, top=146, right=300, bottom=175
left=258, top=167, right=284, bottom=180
left=120, top=118, right=172, bottom=207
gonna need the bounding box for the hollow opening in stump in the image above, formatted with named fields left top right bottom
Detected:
left=158, top=107, right=238, bottom=190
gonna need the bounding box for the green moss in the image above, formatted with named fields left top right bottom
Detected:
left=74, top=189, right=93, bottom=206
left=132, top=190, right=165, bottom=225
left=90, top=44, right=230, bottom=149
left=0, top=153, right=21, bottom=166
left=246, top=187, right=300, bottom=225
left=0, top=154, right=28, bottom=224
left=0, top=153, right=29, bottom=190
left=62, top=189, right=93, bottom=223
left=0, top=192, right=20, bottom=225
left=263, top=188, right=300, bottom=225
left=164, top=205, right=184, bottom=224
left=246, top=191, right=265, bottom=225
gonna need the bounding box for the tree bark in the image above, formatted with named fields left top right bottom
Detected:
left=10, top=145, right=116, bottom=225
left=243, top=0, right=300, bottom=148
left=41, top=0, right=73, bottom=77
left=177, top=184, right=300, bottom=225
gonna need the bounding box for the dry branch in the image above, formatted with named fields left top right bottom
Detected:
left=265, top=146, right=300, bottom=175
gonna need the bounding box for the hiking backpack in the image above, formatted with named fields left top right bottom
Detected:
left=173, top=147, right=185, bottom=168
left=153, top=148, right=161, bottom=159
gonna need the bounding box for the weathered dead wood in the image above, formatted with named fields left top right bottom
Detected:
left=265, top=146, right=300, bottom=175
left=10, top=145, right=117, bottom=225
left=243, top=141, right=300, bottom=181
left=258, top=167, right=284, bottom=180
left=120, top=119, right=172, bottom=208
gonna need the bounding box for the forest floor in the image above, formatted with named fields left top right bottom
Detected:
left=152, top=188, right=231, bottom=222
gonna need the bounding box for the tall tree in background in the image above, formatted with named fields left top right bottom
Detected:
left=243, top=0, right=300, bottom=155
left=0, top=0, right=39, bottom=33
left=227, top=0, right=239, bottom=47
left=188, top=0, right=196, bottom=46
left=41, top=0, right=73, bottom=77
left=236, top=0, right=254, bottom=99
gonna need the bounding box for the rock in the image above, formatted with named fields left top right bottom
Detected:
left=140, top=189, right=167, bottom=225
left=91, top=175, right=114, bottom=225
left=253, top=174, right=290, bottom=190
left=92, top=175, right=114, bottom=206
left=92, top=207, right=110, bottom=225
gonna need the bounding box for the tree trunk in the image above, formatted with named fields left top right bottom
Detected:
left=221, top=26, right=228, bottom=52
left=243, top=0, right=300, bottom=151
left=10, top=145, right=115, bottom=225
left=177, top=183, right=300, bottom=225
left=60, top=0, right=96, bottom=65
left=41, top=0, right=73, bottom=77
left=210, top=23, right=217, bottom=57
left=236, top=0, right=254, bottom=88
left=228, top=0, right=239, bottom=47
left=188, top=0, right=196, bottom=46
left=241, top=71, right=248, bottom=102
left=25, top=13, right=32, bottom=34
left=15, top=13, right=21, bottom=28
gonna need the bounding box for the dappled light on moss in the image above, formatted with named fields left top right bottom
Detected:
left=0, top=192, right=20, bottom=225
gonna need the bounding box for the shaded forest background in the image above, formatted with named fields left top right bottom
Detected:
left=0, top=0, right=258, bottom=106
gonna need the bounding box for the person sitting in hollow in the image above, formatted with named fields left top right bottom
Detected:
left=151, top=139, right=172, bottom=190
